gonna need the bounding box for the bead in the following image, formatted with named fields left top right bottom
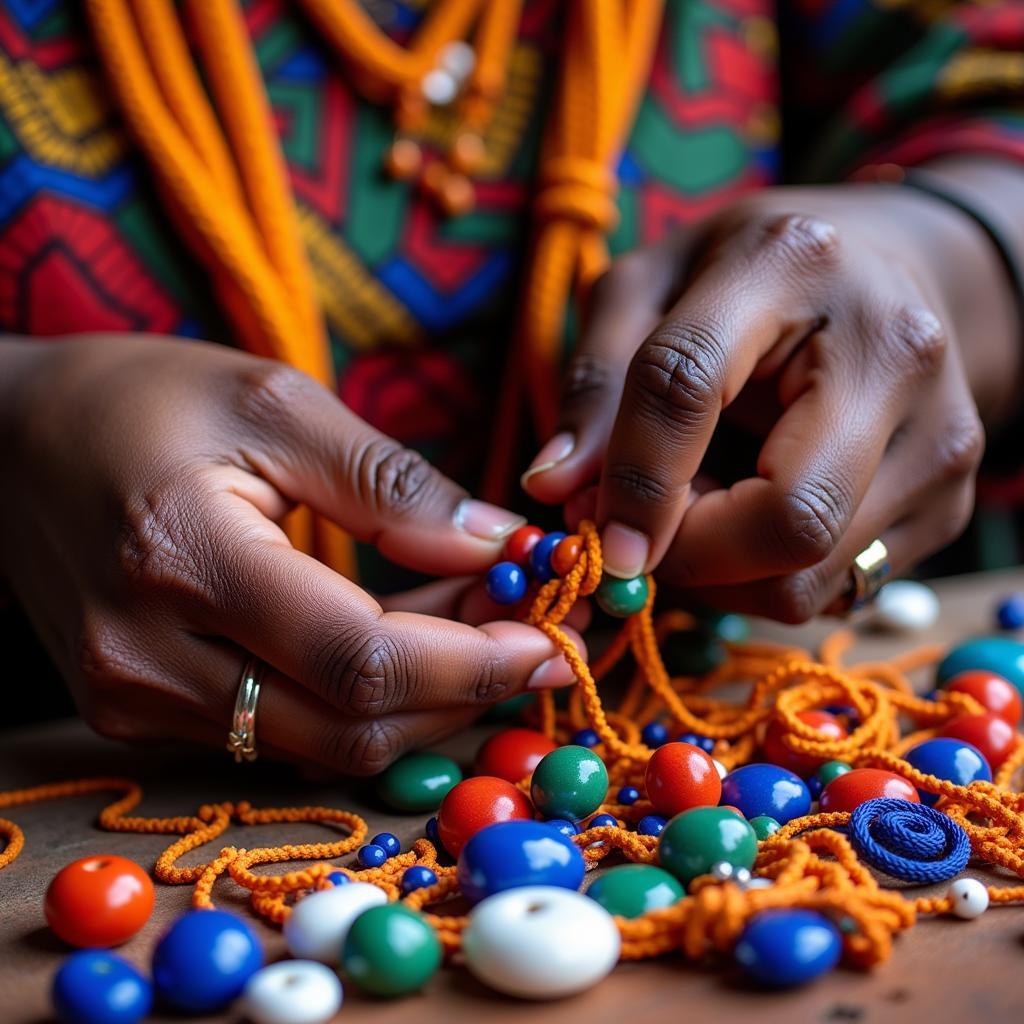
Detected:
left=463, top=886, right=620, bottom=998
left=749, top=815, right=781, bottom=840
left=52, top=951, right=152, bottom=1024
left=735, top=909, right=841, bottom=987
left=595, top=574, right=649, bottom=617
left=586, top=864, right=684, bottom=918
left=376, top=752, right=462, bottom=812
left=421, top=67, right=458, bottom=105
left=449, top=131, right=486, bottom=174
left=941, top=712, right=1016, bottom=769
left=904, top=737, right=992, bottom=804
left=342, top=905, right=441, bottom=996
left=944, top=670, right=1022, bottom=726
left=719, top=763, right=810, bottom=824
left=474, top=728, right=558, bottom=783
left=745, top=877, right=773, bottom=889
left=658, top=806, right=758, bottom=886
left=617, top=785, right=640, bottom=805
left=356, top=844, right=387, bottom=868
left=678, top=731, right=714, bottom=753
left=637, top=815, right=668, bottom=836
left=700, top=610, right=751, bottom=643
left=817, top=760, right=852, bottom=786
left=437, top=776, right=534, bottom=857
left=480, top=692, right=537, bottom=722
left=240, top=961, right=343, bottom=1024
left=819, top=768, right=920, bottom=814
left=807, top=777, right=823, bottom=800
left=283, top=883, right=387, bottom=964
left=456, top=820, right=585, bottom=904
left=370, top=832, right=400, bottom=858
left=663, top=628, right=727, bottom=675
left=44, top=855, right=154, bottom=949
left=996, top=592, right=1024, bottom=631
left=400, top=866, right=438, bottom=896
left=733, top=866, right=753, bottom=885
left=529, top=531, right=566, bottom=582
left=645, top=741, right=722, bottom=817
left=383, top=137, right=421, bottom=179
left=504, top=525, right=544, bottom=564
left=152, top=909, right=262, bottom=1012
left=485, top=561, right=528, bottom=605
left=425, top=816, right=441, bottom=844
left=641, top=720, right=669, bottom=748
left=712, top=758, right=728, bottom=779
left=761, top=710, right=848, bottom=777
left=545, top=818, right=579, bottom=838
left=550, top=533, right=583, bottom=577
left=571, top=727, right=600, bottom=748
left=439, top=40, right=476, bottom=79
left=948, top=877, right=989, bottom=919
left=936, top=636, right=1024, bottom=696
left=530, top=745, right=608, bottom=820
left=872, top=580, right=940, bottom=632
left=588, top=813, right=617, bottom=828
left=326, top=871, right=350, bottom=887
left=710, top=860, right=735, bottom=881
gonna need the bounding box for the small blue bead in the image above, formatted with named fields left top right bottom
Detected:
left=996, top=593, right=1024, bottom=631
left=357, top=844, right=388, bottom=868
left=544, top=818, right=579, bottom=838
left=735, top=909, right=841, bottom=987
left=641, top=721, right=669, bottom=748
left=617, top=786, right=640, bottom=805
left=485, top=561, right=528, bottom=605
left=923, top=689, right=941, bottom=702
left=400, top=866, right=438, bottom=896
left=370, top=832, right=401, bottom=858
left=589, top=813, right=617, bottom=828
left=807, top=776, right=823, bottom=801
left=678, top=732, right=700, bottom=746
left=637, top=815, right=667, bottom=837
left=327, top=870, right=350, bottom=886
left=572, top=728, right=600, bottom=748
left=529, top=532, right=567, bottom=583
left=53, top=951, right=152, bottom=1024
left=425, top=816, right=440, bottom=843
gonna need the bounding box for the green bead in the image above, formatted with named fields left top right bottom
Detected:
left=595, top=574, right=649, bottom=617
left=530, top=745, right=609, bottom=820
left=658, top=806, right=758, bottom=887
left=816, top=760, right=852, bottom=786
left=750, top=815, right=781, bottom=841
left=376, top=752, right=462, bottom=813
left=586, top=864, right=684, bottom=918
left=480, top=692, right=537, bottom=723
left=663, top=629, right=727, bottom=676
left=701, top=611, right=751, bottom=644
left=342, top=905, right=441, bottom=996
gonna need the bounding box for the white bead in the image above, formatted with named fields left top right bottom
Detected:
left=744, top=877, right=773, bottom=889
left=440, top=40, right=475, bottom=80
left=422, top=68, right=458, bottom=105
left=948, top=878, right=988, bottom=919
left=241, top=961, right=342, bottom=1024
left=463, top=886, right=620, bottom=999
left=872, top=580, right=940, bottom=632
left=282, top=883, right=386, bottom=964
left=713, top=758, right=728, bottom=779
left=711, top=861, right=734, bottom=881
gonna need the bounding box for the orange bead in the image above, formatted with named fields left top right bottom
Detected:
left=474, top=729, right=558, bottom=783
left=761, top=710, right=848, bottom=777
left=945, top=671, right=1022, bottom=727
left=449, top=131, right=486, bottom=174
left=644, top=742, right=722, bottom=817
left=437, top=172, right=475, bottom=216
left=384, top=137, right=422, bottom=180
left=941, top=712, right=1017, bottom=769
left=818, top=768, right=919, bottom=814
left=550, top=534, right=583, bottom=577
left=436, top=776, right=533, bottom=857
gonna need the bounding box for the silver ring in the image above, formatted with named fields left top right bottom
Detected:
left=227, top=656, right=263, bottom=763
left=845, top=538, right=891, bottom=611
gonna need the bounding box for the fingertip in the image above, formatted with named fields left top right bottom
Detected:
left=520, top=432, right=578, bottom=503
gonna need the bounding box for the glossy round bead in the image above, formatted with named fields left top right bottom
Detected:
left=572, top=727, right=600, bottom=748
left=645, top=741, right=722, bottom=817
left=658, top=806, right=758, bottom=886
left=713, top=758, right=728, bottom=779
left=719, top=763, right=811, bottom=824
left=586, top=864, right=684, bottom=918
left=356, top=844, right=387, bottom=868
left=637, top=815, right=668, bottom=837
left=735, top=909, right=841, bottom=987
left=45, top=855, right=154, bottom=948
left=944, top=670, right=1022, bottom=726
left=504, top=525, right=544, bottom=564
left=617, top=785, right=640, bottom=805
left=456, top=820, right=585, bottom=904
left=817, top=760, right=853, bottom=786
left=588, top=813, right=617, bottom=829
left=152, top=909, right=262, bottom=1012
left=474, top=728, right=557, bottom=783
left=425, top=816, right=441, bottom=845
left=463, top=886, right=620, bottom=999
left=342, top=905, right=441, bottom=996
left=905, top=738, right=992, bottom=805
left=383, top=137, right=422, bottom=179
left=283, top=883, right=387, bottom=964
left=678, top=732, right=715, bottom=753
left=750, top=815, right=781, bottom=841
left=936, top=637, right=1024, bottom=696
left=595, top=574, right=649, bottom=617
left=873, top=580, right=940, bottom=632
left=530, top=745, right=608, bottom=820
left=941, top=712, right=1016, bottom=769
left=400, top=866, right=438, bottom=896
left=819, top=768, right=920, bottom=814
left=52, top=951, right=152, bottom=1024
left=370, top=832, right=400, bottom=858
left=996, top=592, right=1024, bottom=631
left=663, top=629, right=727, bottom=676
left=761, top=710, right=848, bottom=777
left=437, top=776, right=534, bottom=857
left=240, top=961, right=343, bottom=1024
left=376, top=752, right=462, bottom=813
left=641, top=721, right=669, bottom=748
left=807, top=776, right=823, bottom=801
left=550, top=534, right=583, bottom=577
left=701, top=610, right=751, bottom=643
left=485, top=561, right=528, bottom=604
left=326, top=871, right=350, bottom=887
left=948, top=877, right=989, bottom=919
left=529, top=531, right=566, bottom=583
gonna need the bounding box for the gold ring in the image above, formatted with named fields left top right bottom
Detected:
left=227, top=656, right=263, bottom=763
left=846, top=538, right=891, bottom=611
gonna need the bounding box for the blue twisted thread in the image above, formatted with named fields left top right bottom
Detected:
left=848, top=797, right=970, bottom=883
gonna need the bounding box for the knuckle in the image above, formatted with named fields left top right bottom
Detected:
left=562, top=352, right=612, bottom=406
left=769, top=573, right=821, bottom=625
left=473, top=655, right=511, bottom=704
left=317, top=626, right=409, bottom=716
left=886, top=306, right=948, bottom=377
left=234, top=362, right=315, bottom=425
left=77, top=618, right=137, bottom=691
left=337, top=720, right=407, bottom=776
left=760, top=214, right=840, bottom=267
left=352, top=439, right=438, bottom=521
left=604, top=462, right=677, bottom=508
left=82, top=703, right=136, bottom=741
left=771, top=479, right=848, bottom=567
left=935, top=487, right=975, bottom=548
left=933, top=412, right=985, bottom=483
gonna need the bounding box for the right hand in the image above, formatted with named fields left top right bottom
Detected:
left=0, top=335, right=583, bottom=773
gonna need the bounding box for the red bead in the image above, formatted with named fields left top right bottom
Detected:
left=644, top=742, right=722, bottom=817
left=504, top=526, right=545, bottom=565
left=550, top=535, right=583, bottom=577
left=436, top=776, right=534, bottom=857
left=44, top=855, right=154, bottom=948
left=474, top=729, right=558, bottom=784
left=941, top=712, right=1017, bottom=769
left=945, top=671, right=1022, bottom=727
left=761, top=710, right=848, bottom=777
left=818, top=768, right=919, bottom=814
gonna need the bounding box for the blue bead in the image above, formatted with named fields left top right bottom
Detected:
left=997, top=593, right=1024, bottom=631
left=357, top=844, right=388, bottom=868
left=152, top=909, right=262, bottom=1012
left=425, top=816, right=440, bottom=843
left=589, top=813, right=617, bottom=828
left=720, top=764, right=811, bottom=825
left=572, top=728, right=600, bottom=748
left=641, top=721, right=669, bottom=748
left=807, top=776, right=823, bottom=801
left=735, top=909, right=841, bottom=987
left=544, top=818, right=579, bottom=838
left=455, top=820, right=585, bottom=904
left=400, top=866, right=438, bottom=896
left=53, top=951, right=152, bottom=1024
left=529, top=532, right=567, bottom=583
left=617, top=785, right=640, bottom=805
left=327, top=870, right=350, bottom=886
left=637, top=815, right=667, bottom=837
left=678, top=732, right=700, bottom=746
left=904, top=738, right=992, bottom=805
left=936, top=637, right=1024, bottom=697
left=485, top=561, right=528, bottom=605
left=370, top=832, right=401, bottom=858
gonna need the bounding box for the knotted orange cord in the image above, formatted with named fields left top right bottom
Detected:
left=3, top=521, right=1024, bottom=970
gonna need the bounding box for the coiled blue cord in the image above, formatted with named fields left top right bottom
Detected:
left=848, top=797, right=970, bottom=883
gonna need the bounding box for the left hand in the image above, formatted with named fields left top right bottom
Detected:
left=523, top=183, right=1020, bottom=621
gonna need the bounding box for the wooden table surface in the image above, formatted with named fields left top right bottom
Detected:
left=3, top=568, right=1024, bottom=1024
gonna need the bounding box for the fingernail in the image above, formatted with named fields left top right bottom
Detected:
left=454, top=499, right=526, bottom=541
left=602, top=521, right=650, bottom=578
left=521, top=432, right=575, bottom=487
left=527, top=652, right=576, bottom=689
